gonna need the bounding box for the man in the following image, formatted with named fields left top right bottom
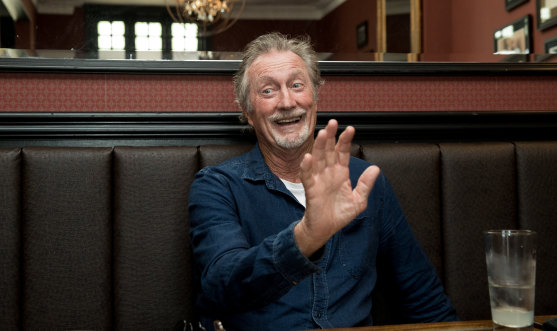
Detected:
left=188, top=32, right=457, bottom=330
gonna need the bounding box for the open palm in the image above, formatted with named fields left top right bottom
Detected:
left=295, top=120, right=380, bottom=257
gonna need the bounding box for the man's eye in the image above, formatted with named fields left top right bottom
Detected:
left=292, top=83, right=302, bottom=88
left=262, top=88, right=272, bottom=94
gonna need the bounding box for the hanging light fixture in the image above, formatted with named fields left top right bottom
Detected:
left=166, top=0, right=246, bottom=37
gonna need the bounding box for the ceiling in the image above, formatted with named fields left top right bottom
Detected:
left=3, top=0, right=410, bottom=21
left=31, top=0, right=348, bottom=19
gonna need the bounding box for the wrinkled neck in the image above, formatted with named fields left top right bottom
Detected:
left=259, top=139, right=313, bottom=183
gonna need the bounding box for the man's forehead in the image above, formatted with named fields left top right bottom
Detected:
left=248, top=50, right=308, bottom=78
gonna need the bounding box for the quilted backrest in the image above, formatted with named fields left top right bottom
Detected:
left=1, top=142, right=556, bottom=329
left=1, top=146, right=199, bottom=330
left=362, top=142, right=557, bottom=323
left=22, top=147, right=114, bottom=329
left=0, top=148, right=22, bottom=330
left=112, top=146, right=199, bottom=328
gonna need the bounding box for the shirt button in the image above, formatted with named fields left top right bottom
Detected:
left=316, top=312, right=321, bottom=318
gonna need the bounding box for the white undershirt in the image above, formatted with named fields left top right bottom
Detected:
left=280, top=179, right=306, bottom=207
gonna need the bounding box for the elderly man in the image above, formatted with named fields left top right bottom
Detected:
left=188, top=32, right=457, bottom=331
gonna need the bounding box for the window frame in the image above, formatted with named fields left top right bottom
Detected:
left=84, top=4, right=205, bottom=59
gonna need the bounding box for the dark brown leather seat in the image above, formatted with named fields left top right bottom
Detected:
left=1, top=142, right=556, bottom=329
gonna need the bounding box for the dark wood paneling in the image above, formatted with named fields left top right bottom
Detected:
left=1, top=111, right=556, bottom=147
left=2, top=58, right=557, bottom=75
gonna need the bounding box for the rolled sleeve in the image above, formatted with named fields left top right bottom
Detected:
left=273, top=221, right=321, bottom=285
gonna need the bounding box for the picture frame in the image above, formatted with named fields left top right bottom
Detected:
left=356, top=21, right=368, bottom=49
left=537, top=0, right=557, bottom=30
left=500, top=54, right=530, bottom=62
left=506, top=0, right=529, bottom=11
left=536, top=35, right=557, bottom=61
left=545, top=35, right=557, bottom=53
left=493, top=15, right=532, bottom=55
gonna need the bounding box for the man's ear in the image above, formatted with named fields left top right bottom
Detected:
left=241, top=108, right=253, bottom=127
left=245, top=111, right=254, bottom=127
left=314, top=84, right=323, bottom=102
left=236, top=99, right=251, bottom=125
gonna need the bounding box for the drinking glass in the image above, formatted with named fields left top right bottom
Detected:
left=484, top=230, right=537, bottom=329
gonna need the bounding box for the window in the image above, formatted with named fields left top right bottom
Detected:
left=85, top=5, right=200, bottom=60
left=135, top=22, right=162, bottom=59
left=171, top=23, right=199, bottom=60
left=171, top=23, right=198, bottom=52
left=97, top=20, right=126, bottom=59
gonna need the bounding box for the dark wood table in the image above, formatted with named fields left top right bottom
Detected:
left=317, top=315, right=556, bottom=331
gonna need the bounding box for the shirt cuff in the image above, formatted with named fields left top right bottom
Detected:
left=273, top=221, right=321, bottom=285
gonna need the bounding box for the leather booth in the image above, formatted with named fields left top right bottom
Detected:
left=1, top=113, right=557, bottom=329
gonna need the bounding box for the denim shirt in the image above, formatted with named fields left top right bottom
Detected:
left=188, top=144, right=457, bottom=331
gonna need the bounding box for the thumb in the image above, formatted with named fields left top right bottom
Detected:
left=354, top=165, right=381, bottom=204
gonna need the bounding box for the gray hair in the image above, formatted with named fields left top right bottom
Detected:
left=233, top=32, right=324, bottom=121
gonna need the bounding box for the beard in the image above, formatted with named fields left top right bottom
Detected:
left=268, top=108, right=311, bottom=149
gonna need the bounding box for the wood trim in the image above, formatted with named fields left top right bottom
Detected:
left=20, top=0, right=37, bottom=53
left=339, top=316, right=557, bottom=331
left=2, top=57, right=557, bottom=76
left=376, top=0, right=387, bottom=54
left=1, top=111, right=556, bottom=147
left=410, top=0, right=421, bottom=55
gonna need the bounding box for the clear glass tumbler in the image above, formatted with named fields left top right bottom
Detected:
left=484, top=230, right=537, bottom=329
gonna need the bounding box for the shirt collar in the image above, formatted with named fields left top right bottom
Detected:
left=241, top=143, right=288, bottom=193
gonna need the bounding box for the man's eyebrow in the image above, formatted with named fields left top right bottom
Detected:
left=288, top=69, right=305, bottom=79
left=255, top=76, right=275, bottom=85
left=256, top=70, right=306, bottom=85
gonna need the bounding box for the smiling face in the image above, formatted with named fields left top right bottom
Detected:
left=245, top=50, right=318, bottom=153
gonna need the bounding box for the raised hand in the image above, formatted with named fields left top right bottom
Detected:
left=294, top=119, right=380, bottom=257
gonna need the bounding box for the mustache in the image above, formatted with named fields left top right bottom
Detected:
left=268, top=108, right=307, bottom=121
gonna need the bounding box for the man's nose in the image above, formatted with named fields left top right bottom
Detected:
left=277, top=87, right=296, bottom=109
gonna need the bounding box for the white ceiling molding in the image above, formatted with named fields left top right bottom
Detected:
left=1, top=0, right=28, bottom=20
left=240, top=0, right=346, bottom=20
left=35, top=0, right=167, bottom=14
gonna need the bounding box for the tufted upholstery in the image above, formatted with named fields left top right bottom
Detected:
left=1, top=142, right=556, bottom=329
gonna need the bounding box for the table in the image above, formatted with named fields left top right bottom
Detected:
left=319, top=315, right=556, bottom=331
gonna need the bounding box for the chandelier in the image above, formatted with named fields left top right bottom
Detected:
left=166, top=0, right=246, bottom=36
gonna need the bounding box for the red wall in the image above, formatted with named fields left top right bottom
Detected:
left=211, top=20, right=321, bottom=52
left=15, top=8, right=84, bottom=55
left=318, top=0, right=377, bottom=54
left=20, top=0, right=374, bottom=55
left=211, top=0, right=376, bottom=55
left=1, top=72, right=556, bottom=112
left=20, top=0, right=557, bottom=60
left=4, top=1, right=557, bottom=113
left=36, top=9, right=85, bottom=51
left=422, top=0, right=557, bottom=61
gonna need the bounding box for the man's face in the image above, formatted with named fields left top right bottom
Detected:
left=245, top=50, right=317, bottom=151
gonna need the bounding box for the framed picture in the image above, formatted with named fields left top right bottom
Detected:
left=499, top=54, right=530, bottom=62
left=537, top=0, right=557, bottom=30
left=493, top=15, right=532, bottom=55
left=506, top=0, right=529, bottom=11
left=545, top=35, right=557, bottom=53
left=356, top=21, right=368, bottom=49
left=536, top=36, right=557, bottom=61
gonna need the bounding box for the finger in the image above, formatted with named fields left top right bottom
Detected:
left=312, top=129, right=327, bottom=173
left=354, top=166, right=381, bottom=210
left=300, top=153, right=315, bottom=187
left=324, top=120, right=338, bottom=166
left=336, top=125, right=355, bottom=166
